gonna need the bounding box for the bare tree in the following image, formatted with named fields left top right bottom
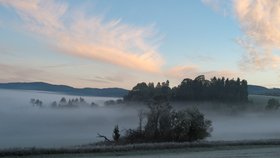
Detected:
left=138, top=109, right=145, bottom=132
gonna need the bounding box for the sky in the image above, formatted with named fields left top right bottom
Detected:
left=0, top=0, right=280, bottom=89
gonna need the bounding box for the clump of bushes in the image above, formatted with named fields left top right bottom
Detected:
left=30, top=98, right=43, bottom=107
left=103, top=96, right=212, bottom=144
left=104, top=100, right=116, bottom=106
left=51, top=97, right=98, bottom=108
left=125, top=99, right=212, bottom=143
left=104, top=99, right=124, bottom=106
left=265, top=98, right=280, bottom=110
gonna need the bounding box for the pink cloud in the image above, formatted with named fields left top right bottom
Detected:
left=203, top=0, right=280, bottom=71
left=201, top=0, right=231, bottom=16
left=234, top=0, right=280, bottom=70
left=166, top=65, right=199, bottom=78
left=0, top=0, right=163, bottom=73
left=166, top=65, right=240, bottom=80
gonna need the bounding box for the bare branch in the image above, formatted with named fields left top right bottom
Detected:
left=97, top=133, right=111, bottom=142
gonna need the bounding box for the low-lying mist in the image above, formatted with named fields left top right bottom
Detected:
left=0, top=89, right=139, bottom=148
left=0, top=89, right=280, bottom=149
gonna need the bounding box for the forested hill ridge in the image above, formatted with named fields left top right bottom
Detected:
left=124, top=75, right=249, bottom=102
left=0, top=80, right=278, bottom=98
left=248, top=85, right=280, bottom=96
left=0, top=82, right=128, bottom=97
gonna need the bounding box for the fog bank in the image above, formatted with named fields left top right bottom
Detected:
left=0, top=90, right=280, bottom=148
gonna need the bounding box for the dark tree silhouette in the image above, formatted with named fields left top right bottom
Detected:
left=124, top=75, right=248, bottom=103
left=124, top=97, right=212, bottom=143
left=59, top=97, right=67, bottom=106
left=30, top=98, right=43, bottom=107
left=51, top=101, right=57, bottom=107
left=30, top=98, right=36, bottom=106
left=265, top=98, right=280, bottom=110
left=113, top=125, right=120, bottom=143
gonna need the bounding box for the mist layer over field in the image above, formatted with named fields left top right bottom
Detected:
left=0, top=90, right=280, bottom=148
left=0, top=89, right=138, bottom=148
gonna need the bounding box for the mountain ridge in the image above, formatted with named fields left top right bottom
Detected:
left=0, top=82, right=128, bottom=97
left=248, top=85, right=280, bottom=96
left=0, top=82, right=280, bottom=97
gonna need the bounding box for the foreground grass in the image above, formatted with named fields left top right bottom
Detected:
left=1, top=139, right=280, bottom=157
left=25, top=145, right=280, bottom=158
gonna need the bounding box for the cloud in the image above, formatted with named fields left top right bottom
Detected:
left=234, top=0, right=280, bottom=48
left=234, top=0, right=280, bottom=70
left=237, top=38, right=280, bottom=70
left=166, top=65, right=240, bottom=80
left=203, top=0, right=280, bottom=71
left=0, top=45, right=16, bottom=56
left=202, top=0, right=231, bottom=16
left=80, top=73, right=126, bottom=84
left=0, top=0, right=163, bottom=73
left=166, top=65, right=199, bottom=78
left=203, top=70, right=241, bottom=79
left=0, top=63, right=104, bottom=88
left=80, top=78, right=113, bottom=84
left=0, top=63, right=49, bottom=82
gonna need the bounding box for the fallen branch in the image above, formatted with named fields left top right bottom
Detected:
left=97, top=133, right=111, bottom=142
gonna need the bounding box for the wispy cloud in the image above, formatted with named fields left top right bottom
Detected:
left=0, top=63, right=102, bottom=88
left=202, top=0, right=231, bottom=16
left=237, top=39, right=280, bottom=70
left=79, top=78, right=113, bottom=84
left=0, top=63, right=49, bottom=82
left=0, top=45, right=17, bottom=56
left=166, top=65, right=198, bottom=78
left=203, top=0, right=280, bottom=71
left=42, top=63, right=87, bottom=69
left=0, top=0, right=163, bottom=73
left=80, top=73, right=126, bottom=84
left=166, top=65, right=240, bottom=80
left=203, top=70, right=241, bottom=79
left=234, top=0, right=280, bottom=70
left=77, top=71, right=139, bottom=88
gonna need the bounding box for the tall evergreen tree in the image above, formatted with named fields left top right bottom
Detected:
left=113, top=125, right=120, bottom=143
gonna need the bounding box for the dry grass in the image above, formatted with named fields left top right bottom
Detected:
left=1, top=139, right=280, bottom=157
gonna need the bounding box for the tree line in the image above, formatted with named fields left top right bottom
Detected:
left=124, top=75, right=248, bottom=103
left=30, top=97, right=99, bottom=108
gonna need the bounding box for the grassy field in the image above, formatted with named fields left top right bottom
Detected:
left=2, top=140, right=280, bottom=157
left=14, top=145, right=280, bottom=158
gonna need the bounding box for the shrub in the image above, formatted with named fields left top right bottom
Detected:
left=265, top=98, right=280, bottom=110
left=124, top=97, right=212, bottom=143
left=113, top=125, right=120, bottom=143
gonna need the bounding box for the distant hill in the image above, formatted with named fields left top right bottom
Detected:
left=1, top=82, right=279, bottom=98
left=0, top=82, right=128, bottom=97
left=248, top=85, right=280, bottom=96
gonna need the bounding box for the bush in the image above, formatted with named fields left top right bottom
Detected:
left=265, top=98, right=280, bottom=110
left=104, top=100, right=116, bottom=106
left=113, top=125, right=120, bottom=143
left=124, top=97, right=212, bottom=143
left=30, top=98, right=43, bottom=107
